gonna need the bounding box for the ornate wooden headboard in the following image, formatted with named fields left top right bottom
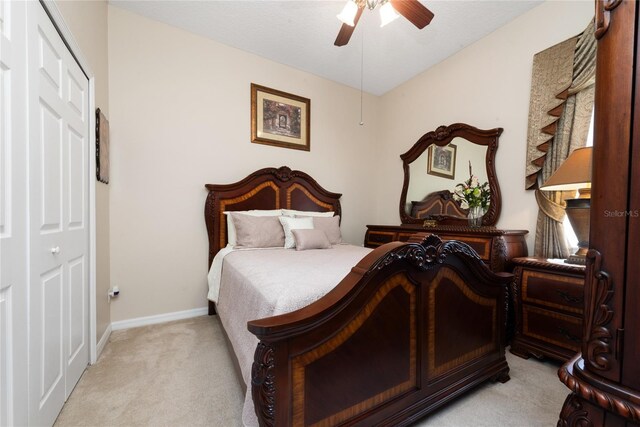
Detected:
left=204, top=166, right=342, bottom=267
left=410, top=190, right=467, bottom=219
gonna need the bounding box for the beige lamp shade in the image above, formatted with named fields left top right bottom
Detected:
left=540, top=146, right=592, bottom=191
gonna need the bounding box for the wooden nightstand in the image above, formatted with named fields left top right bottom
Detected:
left=509, top=257, right=586, bottom=363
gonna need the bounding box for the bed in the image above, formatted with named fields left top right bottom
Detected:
left=410, top=190, right=468, bottom=220
left=205, top=166, right=512, bottom=426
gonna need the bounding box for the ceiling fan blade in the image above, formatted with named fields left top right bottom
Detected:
left=390, top=0, right=434, bottom=29
left=334, top=6, right=364, bottom=47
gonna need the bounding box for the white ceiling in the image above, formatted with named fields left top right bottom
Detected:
left=110, top=0, right=543, bottom=95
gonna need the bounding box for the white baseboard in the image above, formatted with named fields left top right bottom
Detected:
left=95, top=324, right=112, bottom=361
left=111, top=307, right=209, bottom=331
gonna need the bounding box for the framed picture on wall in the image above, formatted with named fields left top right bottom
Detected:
left=96, top=108, right=110, bottom=184
left=251, top=83, right=310, bottom=151
left=427, top=143, right=457, bottom=179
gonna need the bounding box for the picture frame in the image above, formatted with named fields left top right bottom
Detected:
left=251, top=83, right=310, bottom=151
left=96, top=108, right=110, bottom=184
left=427, top=143, right=457, bottom=179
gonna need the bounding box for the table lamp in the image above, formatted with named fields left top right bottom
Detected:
left=539, top=146, right=592, bottom=264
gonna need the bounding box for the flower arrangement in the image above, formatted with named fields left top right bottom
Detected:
left=452, top=162, right=491, bottom=210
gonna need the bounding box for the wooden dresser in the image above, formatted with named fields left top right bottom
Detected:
left=365, top=224, right=528, bottom=273
left=509, top=257, right=586, bottom=363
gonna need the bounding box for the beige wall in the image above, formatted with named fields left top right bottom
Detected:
left=55, top=0, right=111, bottom=342
left=375, top=1, right=594, bottom=251
left=57, top=0, right=596, bottom=325
left=107, top=6, right=379, bottom=322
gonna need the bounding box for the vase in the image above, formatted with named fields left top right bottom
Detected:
left=467, top=206, right=484, bottom=228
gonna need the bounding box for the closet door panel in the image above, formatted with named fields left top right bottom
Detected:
left=28, top=2, right=89, bottom=424
left=29, top=9, right=67, bottom=422
left=0, top=1, right=28, bottom=426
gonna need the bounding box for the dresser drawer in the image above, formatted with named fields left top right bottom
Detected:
left=365, top=230, right=397, bottom=247
left=440, top=235, right=491, bottom=261
left=366, top=231, right=420, bottom=246
left=521, top=269, right=584, bottom=314
left=397, top=232, right=415, bottom=242
left=522, top=305, right=582, bottom=353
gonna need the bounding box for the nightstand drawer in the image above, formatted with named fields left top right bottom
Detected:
left=522, top=269, right=584, bottom=314
left=523, top=305, right=582, bottom=353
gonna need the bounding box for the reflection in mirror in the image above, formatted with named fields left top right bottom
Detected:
left=399, top=123, right=503, bottom=226
left=406, top=138, right=488, bottom=218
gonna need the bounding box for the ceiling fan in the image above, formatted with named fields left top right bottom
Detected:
left=334, top=0, right=434, bottom=47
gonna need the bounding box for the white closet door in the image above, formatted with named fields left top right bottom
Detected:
left=27, top=2, right=89, bottom=425
left=1, top=1, right=28, bottom=426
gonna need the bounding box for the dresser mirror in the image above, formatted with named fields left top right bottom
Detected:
left=399, top=123, right=503, bottom=226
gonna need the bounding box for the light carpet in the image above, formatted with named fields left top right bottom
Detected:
left=54, top=316, right=568, bottom=427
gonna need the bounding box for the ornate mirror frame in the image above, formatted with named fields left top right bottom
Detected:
left=399, top=123, right=503, bottom=226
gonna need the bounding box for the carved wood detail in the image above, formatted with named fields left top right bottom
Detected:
left=559, top=357, right=640, bottom=423
left=251, top=342, right=276, bottom=427
left=557, top=393, right=593, bottom=427
left=418, top=224, right=508, bottom=234
left=372, top=234, right=482, bottom=273
left=512, top=267, right=522, bottom=337
left=595, top=0, right=623, bottom=39
left=490, top=236, right=508, bottom=272
left=510, top=258, right=586, bottom=275
left=582, top=250, right=614, bottom=372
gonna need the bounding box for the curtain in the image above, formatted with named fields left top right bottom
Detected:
left=529, top=20, right=596, bottom=258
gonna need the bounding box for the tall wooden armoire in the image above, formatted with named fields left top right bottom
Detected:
left=557, top=0, right=640, bottom=425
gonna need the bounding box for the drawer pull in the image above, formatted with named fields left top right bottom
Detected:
left=557, top=327, right=581, bottom=344
left=555, top=290, right=583, bottom=305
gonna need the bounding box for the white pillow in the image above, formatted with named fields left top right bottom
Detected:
left=278, top=216, right=314, bottom=249
left=224, top=209, right=283, bottom=246
left=282, top=209, right=334, bottom=218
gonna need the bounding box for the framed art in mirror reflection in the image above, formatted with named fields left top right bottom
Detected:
left=427, top=143, right=457, bottom=179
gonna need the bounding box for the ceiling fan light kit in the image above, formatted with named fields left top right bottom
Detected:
left=337, top=0, right=359, bottom=27
left=379, top=2, right=400, bottom=27
left=334, top=0, right=434, bottom=46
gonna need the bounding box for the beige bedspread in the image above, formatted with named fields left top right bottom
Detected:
left=215, top=244, right=371, bottom=427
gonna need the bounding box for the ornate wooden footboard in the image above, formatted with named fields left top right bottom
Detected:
left=248, top=233, right=512, bottom=426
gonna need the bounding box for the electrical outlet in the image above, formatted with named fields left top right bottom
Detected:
left=108, top=286, right=120, bottom=301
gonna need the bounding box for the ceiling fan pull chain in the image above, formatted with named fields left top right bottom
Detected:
left=360, top=29, right=365, bottom=126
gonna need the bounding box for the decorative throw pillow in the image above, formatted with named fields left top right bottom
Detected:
left=291, top=229, right=332, bottom=251
left=278, top=216, right=314, bottom=249
left=224, top=209, right=282, bottom=246
left=230, top=213, right=285, bottom=248
left=311, top=215, right=342, bottom=245
left=282, top=209, right=334, bottom=218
